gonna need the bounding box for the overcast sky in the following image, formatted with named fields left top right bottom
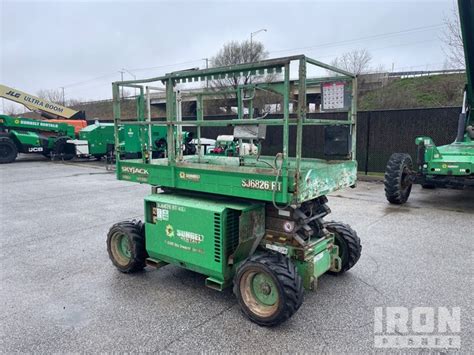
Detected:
left=0, top=0, right=455, bottom=113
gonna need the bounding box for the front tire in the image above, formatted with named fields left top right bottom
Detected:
left=325, top=221, right=361, bottom=274
left=107, top=220, right=147, bottom=273
left=0, top=137, right=17, bottom=164
left=233, top=253, right=303, bottom=327
left=384, top=153, right=413, bottom=204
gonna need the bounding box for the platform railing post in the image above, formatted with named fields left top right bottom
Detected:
left=282, top=63, right=290, bottom=203
left=351, top=77, right=358, bottom=160
left=166, top=78, right=177, bottom=187
left=112, top=82, right=121, bottom=169
left=295, top=57, right=307, bottom=183
left=137, top=86, right=146, bottom=163
left=146, top=86, right=152, bottom=162
left=197, top=94, right=203, bottom=161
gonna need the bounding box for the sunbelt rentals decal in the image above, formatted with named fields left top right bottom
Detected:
left=165, top=224, right=204, bottom=244
left=164, top=224, right=205, bottom=254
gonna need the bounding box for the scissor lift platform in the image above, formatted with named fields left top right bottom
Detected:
left=113, top=55, right=358, bottom=206
left=118, top=155, right=356, bottom=204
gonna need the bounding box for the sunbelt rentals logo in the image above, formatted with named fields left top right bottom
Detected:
left=165, top=224, right=174, bottom=238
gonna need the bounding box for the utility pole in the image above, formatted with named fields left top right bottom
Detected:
left=60, top=87, right=65, bottom=106
left=122, top=68, right=137, bottom=97
left=250, top=28, right=267, bottom=62
left=202, top=58, right=209, bottom=88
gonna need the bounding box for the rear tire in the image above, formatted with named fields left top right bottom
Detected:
left=0, top=137, right=18, bottom=164
left=325, top=221, right=361, bottom=274
left=53, top=137, right=75, bottom=160
left=384, top=153, right=413, bottom=204
left=233, top=253, right=303, bottom=327
left=107, top=220, right=147, bottom=273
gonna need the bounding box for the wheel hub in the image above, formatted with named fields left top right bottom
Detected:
left=111, top=232, right=132, bottom=266
left=250, top=273, right=278, bottom=306
left=260, top=283, right=271, bottom=295
left=0, top=145, right=11, bottom=157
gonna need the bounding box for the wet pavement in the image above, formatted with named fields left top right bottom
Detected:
left=1, top=156, right=472, bottom=353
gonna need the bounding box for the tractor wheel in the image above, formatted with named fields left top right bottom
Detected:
left=107, top=220, right=147, bottom=273
left=0, top=137, right=18, bottom=164
left=325, top=221, right=361, bottom=274
left=233, top=253, right=303, bottom=327
left=53, top=137, right=75, bottom=160
left=384, top=153, right=413, bottom=204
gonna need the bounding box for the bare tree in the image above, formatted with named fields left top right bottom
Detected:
left=441, top=1, right=465, bottom=69
left=208, top=40, right=271, bottom=114
left=37, top=89, right=64, bottom=105
left=66, top=98, right=83, bottom=107
left=211, top=40, right=269, bottom=88
left=330, top=49, right=372, bottom=75
left=3, top=103, right=23, bottom=115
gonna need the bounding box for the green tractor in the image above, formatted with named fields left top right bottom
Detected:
left=0, top=115, right=76, bottom=163
left=106, top=55, right=361, bottom=326
left=384, top=0, right=474, bottom=204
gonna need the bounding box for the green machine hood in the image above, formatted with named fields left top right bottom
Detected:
left=459, top=0, right=474, bottom=108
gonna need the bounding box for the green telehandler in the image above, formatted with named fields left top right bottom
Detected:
left=384, top=0, right=474, bottom=204
left=106, top=55, right=361, bottom=326
left=0, top=115, right=77, bottom=163
left=0, top=84, right=86, bottom=163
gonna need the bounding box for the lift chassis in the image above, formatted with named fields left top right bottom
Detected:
left=106, top=55, right=361, bottom=326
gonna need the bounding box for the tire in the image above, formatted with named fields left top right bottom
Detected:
left=325, top=221, right=361, bottom=274
left=384, top=153, right=413, bottom=204
left=107, top=220, right=147, bottom=273
left=233, top=253, right=303, bottom=327
left=184, top=143, right=196, bottom=155
left=53, top=137, right=75, bottom=160
left=0, top=137, right=18, bottom=164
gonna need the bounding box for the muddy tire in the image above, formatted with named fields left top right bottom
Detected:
left=384, top=153, right=413, bottom=204
left=0, top=137, right=17, bottom=164
left=233, top=253, right=303, bottom=327
left=107, top=220, right=147, bottom=273
left=325, top=221, right=361, bottom=274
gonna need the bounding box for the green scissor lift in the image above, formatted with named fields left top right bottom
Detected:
left=106, top=55, right=362, bottom=326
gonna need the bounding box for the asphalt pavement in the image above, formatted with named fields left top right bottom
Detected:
left=1, top=155, right=472, bottom=353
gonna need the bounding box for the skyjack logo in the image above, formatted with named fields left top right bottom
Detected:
left=121, top=166, right=149, bottom=175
